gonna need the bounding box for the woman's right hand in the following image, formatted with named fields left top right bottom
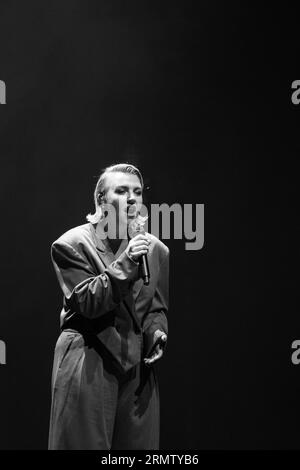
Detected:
left=125, top=234, right=151, bottom=262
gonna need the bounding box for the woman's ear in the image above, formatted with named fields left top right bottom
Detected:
left=98, top=192, right=105, bottom=204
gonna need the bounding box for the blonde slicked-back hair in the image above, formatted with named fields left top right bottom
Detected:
left=86, top=163, right=144, bottom=224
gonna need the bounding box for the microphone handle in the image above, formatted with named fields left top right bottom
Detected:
left=140, top=254, right=150, bottom=285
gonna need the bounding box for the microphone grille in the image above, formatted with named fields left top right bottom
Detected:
left=128, top=215, right=147, bottom=238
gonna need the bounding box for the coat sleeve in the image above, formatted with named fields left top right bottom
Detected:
left=51, top=239, right=139, bottom=319
left=142, top=248, right=169, bottom=357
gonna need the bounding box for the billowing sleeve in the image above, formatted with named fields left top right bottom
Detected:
left=142, top=248, right=169, bottom=357
left=51, top=239, right=139, bottom=319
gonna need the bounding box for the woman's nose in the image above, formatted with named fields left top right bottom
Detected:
left=127, top=192, right=136, bottom=203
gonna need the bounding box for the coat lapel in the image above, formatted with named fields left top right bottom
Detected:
left=89, top=222, right=115, bottom=267
left=89, top=223, right=141, bottom=329
left=132, top=278, right=144, bottom=302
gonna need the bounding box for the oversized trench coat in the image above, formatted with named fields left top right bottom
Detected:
left=48, top=222, right=169, bottom=450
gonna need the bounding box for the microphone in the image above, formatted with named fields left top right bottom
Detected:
left=139, top=247, right=150, bottom=286
left=128, top=216, right=150, bottom=286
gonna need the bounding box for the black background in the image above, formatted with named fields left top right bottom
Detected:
left=0, top=1, right=299, bottom=450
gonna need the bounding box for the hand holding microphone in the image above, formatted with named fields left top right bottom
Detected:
left=125, top=234, right=150, bottom=262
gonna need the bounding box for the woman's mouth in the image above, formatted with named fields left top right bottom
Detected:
left=127, top=206, right=137, bottom=217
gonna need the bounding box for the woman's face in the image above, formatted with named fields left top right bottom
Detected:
left=102, top=171, right=143, bottom=232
